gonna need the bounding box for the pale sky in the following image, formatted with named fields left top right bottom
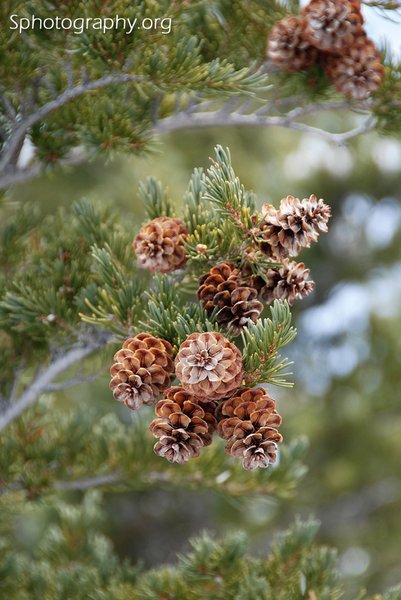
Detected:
left=363, top=5, right=401, bottom=56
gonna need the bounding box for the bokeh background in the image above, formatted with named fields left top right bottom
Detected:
left=7, top=112, right=401, bottom=598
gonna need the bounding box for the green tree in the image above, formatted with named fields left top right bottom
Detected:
left=1, top=1, right=401, bottom=598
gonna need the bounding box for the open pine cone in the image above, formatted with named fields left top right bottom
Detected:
left=259, top=197, right=314, bottom=259
left=133, top=216, right=188, bottom=273
left=267, top=16, right=318, bottom=72
left=175, top=332, right=244, bottom=401
left=259, top=260, right=315, bottom=305
left=217, top=387, right=283, bottom=471
left=302, top=0, right=364, bottom=53
left=149, top=386, right=217, bottom=464
left=301, top=194, right=332, bottom=233
left=110, top=333, right=174, bottom=410
left=324, top=35, right=384, bottom=100
left=198, top=263, right=263, bottom=335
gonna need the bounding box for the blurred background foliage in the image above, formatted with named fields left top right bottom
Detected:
left=2, top=117, right=401, bottom=597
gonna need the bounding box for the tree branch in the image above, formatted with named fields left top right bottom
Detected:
left=0, top=96, right=388, bottom=191
left=0, top=333, right=111, bottom=433
left=44, top=372, right=101, bottom=392
left=54, top=473, right=122, bottom=492
left=0, top=73, right=143, bottom=174
left=153, top=106, right=377, bottom=144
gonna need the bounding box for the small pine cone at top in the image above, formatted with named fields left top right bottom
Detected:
left=149, top=386, right=218, bottom=464
left=110, top=333, right=174, bottom=410
left=133, top=216, right=188, bottom=273
left=259, top=260, right=315, bottom=306
left=175, top=331, right=244, bottom=401
left=267, top=16, right=318, bottom=72
left=198, top=262, right=263, bottom=335
left=302, top=0, right=364, bottom=53
left=217, top=387, right=283, bottom=471
left=324, top=35, right=384, bottom=100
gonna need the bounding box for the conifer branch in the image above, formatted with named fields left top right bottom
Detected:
left=0, top=334, right=110, bottom=433
left=0, top=73, right=144, bottom=174
left=0, top=98, right=386, bottom=190
left=0, top=98, right=378, bottom=190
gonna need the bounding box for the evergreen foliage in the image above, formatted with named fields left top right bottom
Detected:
left=1, top=140, right=400, bottom=596
left=1, top=491, right=400, bottom=599
left=2, top=1, right=401, bottom=596
left=1, top=1, right=401, bottom=189
left=0, top=145, right=299, bottom=392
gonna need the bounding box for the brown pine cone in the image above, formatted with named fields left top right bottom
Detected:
left=301, top=194, right=331, bottom=233
left=110, top=333, right=174, bottom=410
left=175, top=332, right=244, bottom=401
left=133, top=216, right=188, bottom=273
left=259, top=196, right=318, bottom=259
left=149, top=386, right=217, bottom=464
left=217, top=387, right=283, bottom=470
left=302, top=0, right=364, bottom=53
left=267, top=16, right=318, bottom=72
left=259, top=260, right=315, bottom=305
left=198, top=263, right=263, bottom=335
left=324, top=36, right=384, bottom=100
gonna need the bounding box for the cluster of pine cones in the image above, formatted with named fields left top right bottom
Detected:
left=133, top=194, right=330, bottom=322
left=110, top=331, right=282, bottom=470
left=110, top=193, right=330, bottom=470
left=267, top=0, right=385, bottom=100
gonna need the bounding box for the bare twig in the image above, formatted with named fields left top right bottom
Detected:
left=0, top=96, right=386, bottom=191
left=153, top=108, right=377, bottom=144
left=44, top=372, right=102, bottom=392
left=55, top=473, right=122, bottom=492
left=0, top=333, right=111, bottom=434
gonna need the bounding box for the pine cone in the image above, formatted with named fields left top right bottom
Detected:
left=259, top=196, right=319, bottom=259
left=259, top=260, right=315, bottom=305
left=324, top=36, right=384, bottom=100
left=149, top=386, right=217, bottom=464
left=175, top=332, right=244, bottom=401
left=217, top=387, right=283, bottom=470
left=267, top=16, right=318, bottom=72
left=198, top=263, right=263, bottom=335
left=133, top=217, right=188, bottom=273
left=301, top=194, right=331, bottom=233
left=110, top=333, right=174, bottom=410
left=302, top=0, right=364, bottom=53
